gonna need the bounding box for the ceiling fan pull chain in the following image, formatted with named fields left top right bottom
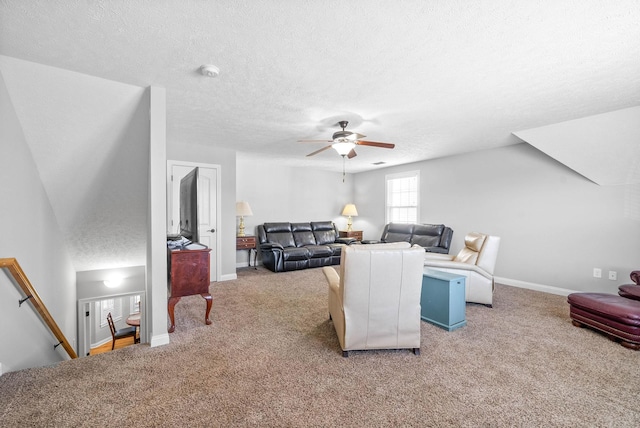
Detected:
left=342, top=156, right=346, bottom=182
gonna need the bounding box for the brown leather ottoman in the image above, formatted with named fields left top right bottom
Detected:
left=568, top=292, right=640, bottom=350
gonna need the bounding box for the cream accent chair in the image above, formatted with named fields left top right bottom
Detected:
left=322, top=242, right=425, bottom=357
left=423, top=232, right=501, bottom=307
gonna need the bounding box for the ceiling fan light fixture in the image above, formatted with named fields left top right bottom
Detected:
left=332, top=142, right=356, bottom=156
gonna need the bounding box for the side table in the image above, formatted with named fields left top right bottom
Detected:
left=339, top=230, right=363, bottom=241
left=236, top=235, right=257, bottom=269
left=420, top=268, right=467, bottom=331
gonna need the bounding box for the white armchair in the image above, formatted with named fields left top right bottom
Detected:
left=423, top=232, right=501, bottom=307
left=322, top=242, right=425, bottom=357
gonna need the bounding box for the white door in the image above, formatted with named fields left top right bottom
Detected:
left=168, top=161, right=220, bottom=282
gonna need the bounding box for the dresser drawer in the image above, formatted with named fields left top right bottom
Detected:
left=339, top=230, right=363, bottom=241
left=236, top=236, right=256, bottom=249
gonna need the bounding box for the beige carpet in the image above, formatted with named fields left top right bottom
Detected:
left=1, top=267, right=639, bottom=427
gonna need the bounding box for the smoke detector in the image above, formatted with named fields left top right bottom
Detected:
left=200, top=65, right=220, bottom=78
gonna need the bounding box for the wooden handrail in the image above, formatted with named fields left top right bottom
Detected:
left=0, top=258, right=77, bottom=359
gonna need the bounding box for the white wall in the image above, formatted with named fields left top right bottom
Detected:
left=0, top=70, right=77, bottom=372
left=236, top=157, right=354, bottom=265
left=148, top=86, right=169, bottom=348
left=354, top=143, right=640, bottom=293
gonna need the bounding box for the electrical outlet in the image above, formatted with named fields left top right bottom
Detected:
left=593, top=268, right=602, bottom=278
left=609, top=271, right=617, bottom=281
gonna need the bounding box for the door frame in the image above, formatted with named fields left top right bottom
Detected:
left=166, top=160, right=222, bottom=282
left=77, top=292, right=146, bottom=357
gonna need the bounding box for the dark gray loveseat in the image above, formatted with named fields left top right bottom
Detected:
left=257, top=221, right=353, bottom=272
left=364, top=223, right=454, bottom=254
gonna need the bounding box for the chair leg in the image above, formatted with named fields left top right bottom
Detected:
left=413, top=348, right=420, bottom=356
left=111, top=340, right=115, bottom=351
left=342, top=350, right=349, bottom=357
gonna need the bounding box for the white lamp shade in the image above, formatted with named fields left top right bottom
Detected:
left=341, top=204, right=358, bottom=216
left=236, top=201, right=253, bottom=216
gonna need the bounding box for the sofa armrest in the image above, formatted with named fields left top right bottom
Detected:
left=323, top=266, right=341, bottom=294
left=424, top=253, right=455, bottom=262
left=336, top=237, right=357, bottom=245
left=619, top=284, right=640, bottom=301
left=259, top=242, right=284, bottom=251
left=423, top=259, right=493, bottom=280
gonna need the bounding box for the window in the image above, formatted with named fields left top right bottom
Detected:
left=386, top=171, right=419, bottom=224
left=99, top=298, right=123, bottom=328
left=130, top=295, right=141, bottom=314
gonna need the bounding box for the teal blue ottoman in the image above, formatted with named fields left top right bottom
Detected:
left=421, top=269, right=467, bottom=331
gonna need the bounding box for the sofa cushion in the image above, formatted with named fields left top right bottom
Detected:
left=263, top=222, right=295, bottom=248
left=292, top=223, right=317, bottom=247
left=305, top=245, right=333, bottom=258
left=311, top=221, right=337, bottom=245
left=294, top=231, right=316, bottom=247
left=283, top=247, right=310, bottom=261
left=384, top=223, right=414, bottom=243
left=263, top=222, right=292, bottom=233
left=291, top=222, right=312, bottom=232
left=454, top=232, right=486, bottom=264
left=568, top=292, right=640, bottom=326
left=411, top=224, right=445, bottom=248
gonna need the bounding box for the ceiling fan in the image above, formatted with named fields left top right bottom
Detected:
left=299, top=120, right=395, bottom=158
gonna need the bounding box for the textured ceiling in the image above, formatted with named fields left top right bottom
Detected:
left=1, top=1, right=640, bottom=271
left=2, top=0, right=639, bottom=174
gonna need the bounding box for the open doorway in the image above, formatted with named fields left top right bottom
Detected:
left=78, top=292, right=145, bottom=357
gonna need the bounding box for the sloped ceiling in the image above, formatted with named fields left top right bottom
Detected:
left=0, top=56, right=149, bottom=271
left=514, top=106, right=640, bottom=185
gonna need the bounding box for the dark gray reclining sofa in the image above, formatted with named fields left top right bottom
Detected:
left=364, top=223, right=454, bottom=254
left=257, top=221, right=354, bottom=272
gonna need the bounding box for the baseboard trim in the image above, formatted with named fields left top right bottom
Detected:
left=235, top=261, right=262, bottom=270
left=150, top=333, right=170, bottom=348
left=221, top=273, right=237, bottom=281
left=495, top=277, right=576, bottom=297
left=90, top=337, right=111, bottom=349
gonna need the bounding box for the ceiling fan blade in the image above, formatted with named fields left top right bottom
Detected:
left=345, top=132, right=366, bottom=141
left=347, top=149, right=357, bottom=159
left=356, top=140, right=395, bottom=149
left=306, top=145, right=332, bottom=157
left=298, top=139, right=333, bottom=143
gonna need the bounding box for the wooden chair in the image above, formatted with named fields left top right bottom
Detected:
left=107, top=312, right=137, bottom=350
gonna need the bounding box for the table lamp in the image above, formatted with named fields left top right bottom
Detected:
left=236, top=201, right=253, bottom=237
left=341, top=203, right=358, bottom=232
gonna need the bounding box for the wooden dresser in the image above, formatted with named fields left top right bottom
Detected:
left=167, top=247, right=212, bottom=333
